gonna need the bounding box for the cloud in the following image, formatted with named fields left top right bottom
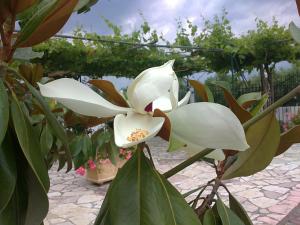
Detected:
left=63, top=0, right=299, bottom=40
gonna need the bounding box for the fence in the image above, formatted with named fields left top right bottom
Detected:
left=190, top=73, right=300, bottom=125
left=276, top=106, right=300, bottom=123
left=205, top=73, right=300, bottom=107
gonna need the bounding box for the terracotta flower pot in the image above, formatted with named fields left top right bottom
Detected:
left=85, top=159, right=126, bottom=184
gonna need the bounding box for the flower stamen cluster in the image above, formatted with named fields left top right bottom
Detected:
left=127, top=129, right=150, bottom=142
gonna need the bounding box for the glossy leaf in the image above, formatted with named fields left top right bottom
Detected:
left=11, top=94, right=50, bottom=192
left=203, top=208, right=218, bottom=225
left=290, top=22, right=300, bottom=44
left=0, top=152, right=49, bottom=225
left=189, top=80, right=214, bottom=102
left=95, top=150, right=202, bottom=225
left=74, top=0, right=99, bottom=14
left=0, top=2, right=10, bottom=25
left=24, top=165, right=49, bottom=225
left=0, top=79, right=9, bottom=145
left=14, top=0, right=59, bottom=47
left=108, top=141, right=119, bottom=165
left=40, top=123, right=53, bottom=156
left=229, top=193, right=253, bottom=225
left=223, top=112, right=280, bottom=179
left=276, top=125, right=300, bottom=156
left=213, top=82, right=252, bottom=123
left=82, top=134, right=92, bottom=158
left=70, top=135, right=83, bottom=156
left=0, top=164, right=28, bottom=225
left=216, top=199, right=244, bottom=225
left=0, top=132, right=17, bottom=213
left=15, top=0, right=37, bottom=13
left=250, top=94, right=268, bottom=116
left=91, top=129, right=111, bottom=154
left=237, top=92, right=261, bottom=109
left=15, top=0, right=78, bottom=47
left=24, top=79, right=72, bottom=171
left=89, top=79, right=129, bottom=107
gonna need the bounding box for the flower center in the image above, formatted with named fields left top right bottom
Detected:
left=127, top=129, right=150, bottom=142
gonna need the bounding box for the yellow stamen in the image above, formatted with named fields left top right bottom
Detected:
left=127, top=129, right=149, bottom=142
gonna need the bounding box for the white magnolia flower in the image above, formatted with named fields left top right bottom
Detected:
left=38, top=60, right=249, bottom=160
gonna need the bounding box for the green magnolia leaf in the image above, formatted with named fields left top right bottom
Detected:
left=11, top=94, right=50, bottom=192
left=82, top=134, right=92, bottom=158
left=237, top=92, right=261, bottom=109
left=92, top=129, right=111, bottom=150
left=107, top=134, right=120, bottom=165
left=289, top=22, right=300, bottom=44
left=75, top=0, right=99, bottom=14
left=0, top=132, right=17, bottom=213
left=229, top=193, right=253, bottom=225
left=24, top=165, right=49, bottom=225
left=0, top=79, right=9, bottom=145
left=25, top=80, right=72, bottom=171
left=189, top=80, right=214, bottom=102
left=95, top=150, right=202, bottom=225
left=73, top=0, right=90, bottom=11
left=223, top=112, right=280, bottom=179
left=73, top=152, right=86, bottom=170
left=70, top=135, right=83, bottom=156
left=40, top=123, right=53, bottom=156
left=276, top=125, right=300, bottom=156
left=15, top=0, right=59, bottom=47
left=203, top=208, right=218, bottom=225
left=17, top=0, right=78, bottom=47
left=216, top=199, right=244, bottom=225
left=212, top=81, right=252, bottom=123
left=0, top=153, right=49, bottom=225
left=250, top=94, right=268, bottom=116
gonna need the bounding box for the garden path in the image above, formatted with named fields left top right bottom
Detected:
left=45, top=138, right=300, bottom=225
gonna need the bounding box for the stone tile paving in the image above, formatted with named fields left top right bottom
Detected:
left=45, top=138, right=300, bottom=225
left=278, top=203, right=300, bottom=225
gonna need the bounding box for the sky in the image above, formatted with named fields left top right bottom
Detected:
left=63, top=0, right=300, bottom=41
left=63, top=0, right=299, bottom=88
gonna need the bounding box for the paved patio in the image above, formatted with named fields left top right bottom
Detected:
left=45, top=138, right=300, bottom=225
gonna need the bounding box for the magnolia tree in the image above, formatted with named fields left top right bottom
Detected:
left=1, top=1, right=300, bottom=225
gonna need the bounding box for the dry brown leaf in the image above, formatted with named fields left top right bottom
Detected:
left=89, top=79, right=129, bottom=107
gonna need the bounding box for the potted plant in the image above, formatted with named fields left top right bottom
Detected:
left=84, top=148, right=132, bottom=184
left=68, top=120, right=133, bottom=184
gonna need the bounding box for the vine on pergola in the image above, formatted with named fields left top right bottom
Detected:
left=33, top=13, right=299, bottom=101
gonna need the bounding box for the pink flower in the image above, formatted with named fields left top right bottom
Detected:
left=75, top=166, right=85, bottom=176
left=125, top=151, right=132, bottom=160
left=88, top=160, right=96, bottom=170
left=119, top=148, right=126, bottom=155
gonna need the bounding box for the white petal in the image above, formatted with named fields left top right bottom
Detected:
left=152, top=95, right=173, bottom=112
left=38, top=78, right=129, bottom=118
left=114, top=112, right=165, bottom=148
left=206, top=149, right=225, bottom=161
left=183, top=145, right=225, bottom=161
left=178, top=91, right=191, bottom=107
left=167, top=102, right=249, bottom=151
left=127, top=60, right=178, bottom=114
